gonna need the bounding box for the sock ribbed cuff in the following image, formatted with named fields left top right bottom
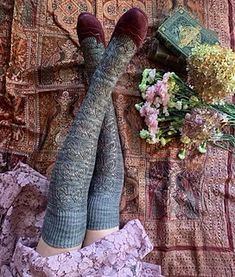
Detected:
left=41, top=207, right=86, bottom=248
left=87, top=193, right=121, bottom=230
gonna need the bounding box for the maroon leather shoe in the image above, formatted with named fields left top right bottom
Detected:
left=111, top=8, right=148, bottom=48
left=77, top=12, right=106, bottom=46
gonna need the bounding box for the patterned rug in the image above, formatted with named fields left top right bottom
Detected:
left=0, top=0, right=234, bottom=275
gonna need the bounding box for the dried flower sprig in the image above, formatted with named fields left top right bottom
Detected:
left=179, top=108, right=225, bottom=159
left=187, top=44, right=235, bottom=103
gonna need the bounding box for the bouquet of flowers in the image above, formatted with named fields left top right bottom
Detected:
left=136, top=44, right=235, bottom=159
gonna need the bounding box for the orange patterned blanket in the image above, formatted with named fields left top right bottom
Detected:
left=0, top=0, right=234, bottom=275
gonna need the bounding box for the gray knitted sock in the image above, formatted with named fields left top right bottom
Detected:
left=41, top=35, right=136, bottom=248
left=87, top=108, right=124, bottom=230
left=81, top=37, right=124, bottom=230
left=80, top=37, right=105, bottom=80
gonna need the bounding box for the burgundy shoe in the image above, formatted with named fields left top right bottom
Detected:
left=77, top=12, right=106, bottom=46
left=111, top=8, right=148, bottom=48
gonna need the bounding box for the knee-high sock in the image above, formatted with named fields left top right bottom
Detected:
left=80, top=37, right=124, bottom=230
left=87, top=105, right=124, bottom=230
left=41, top=35, right=136, bottom=248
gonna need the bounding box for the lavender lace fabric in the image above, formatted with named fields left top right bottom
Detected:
left=0, top=163, right=162, bottom=277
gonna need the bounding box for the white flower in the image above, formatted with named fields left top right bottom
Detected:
left=175, top=101, right=183, bottom=110
left=148, top=68, right=156, bottom=83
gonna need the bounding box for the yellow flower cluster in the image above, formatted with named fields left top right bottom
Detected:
left=187, top=44, right=235, bottom=103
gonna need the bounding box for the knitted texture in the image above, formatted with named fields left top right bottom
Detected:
left=80, top=37, right=105, bottom=80
left=41, top=35, right=136, bottom=248
left=87, top=107, right=124, bottom=229
left=81, top=37, right=125, bottom=230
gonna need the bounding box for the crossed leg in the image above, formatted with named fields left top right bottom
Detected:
left=36, top=8, right=148, bottom=257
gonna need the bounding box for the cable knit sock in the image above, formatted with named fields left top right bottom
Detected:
left=41, top=35, right=138, bottom=248
left=79, top=34, right=124, bottom=230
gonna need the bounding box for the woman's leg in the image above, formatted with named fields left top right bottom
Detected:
left=37, top=8, right=148, bottom=256
left=77, top=13, right=123, bottom=246
left=77, top=10, right=148, bottom=246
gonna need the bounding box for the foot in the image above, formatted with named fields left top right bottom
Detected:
left=77, top=12, right=106, bottom=46
left=111, top=7, right=148, bottom=48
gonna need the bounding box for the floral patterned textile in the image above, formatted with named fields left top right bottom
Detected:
left=0, top=163, right=162, bottom=277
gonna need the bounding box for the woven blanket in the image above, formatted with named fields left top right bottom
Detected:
left=0, top=0, right=234, bottom=275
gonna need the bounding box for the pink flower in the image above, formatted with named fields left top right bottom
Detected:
left=153, top=97, right=161, bottom=107
left=145, top=113, right=158, bottom=127
left=149, top=126, right=158, bottom=136
left=145, top=86, right=156, bottom=103
left=139, top=102, right=159, bottom=135
left=145, top=112, right=159, bottom=135
left=162, top=93, right=170, bottom=108
left=155, top=80, right=170, bottom=107
left=140, top=102, right=156, bottom=117
left=155, top=80, right=167, bottom=94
